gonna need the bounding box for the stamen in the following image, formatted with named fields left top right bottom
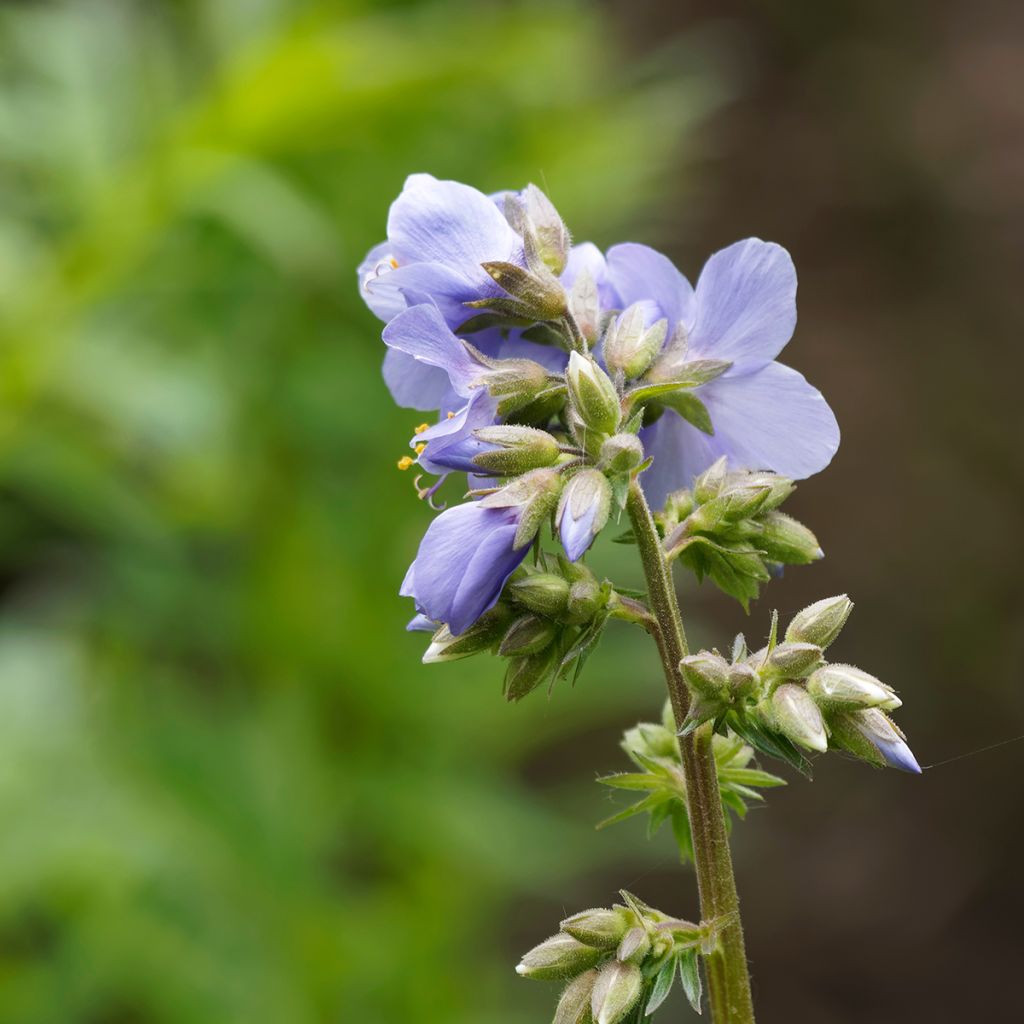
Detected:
left=446, top=411, right=455, bottom=419
left=389, top=257, right=398, bottom=269
left=415, top=443, right=426, bottom=455
left=413, top=423, right=430, bottom=435
left=397, top=456, right=415, bottom=471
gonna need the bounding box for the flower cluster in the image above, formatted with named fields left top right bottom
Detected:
left=516, top=890, right=714, bottom=1022
left=680, top=596, right=920, bottom=773
left=359, top=174, right=839, bottom=651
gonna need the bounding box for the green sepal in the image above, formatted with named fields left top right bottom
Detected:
left=644, top=958, right=677, bottom=1017
left=677, top=950, right=703, bottom=1014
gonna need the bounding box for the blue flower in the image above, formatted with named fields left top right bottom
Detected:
left=401, top=502, right=528, bottom=635
left=605, top=239, right=840, bottom=507
left=850, top=709, right=921, bottom=774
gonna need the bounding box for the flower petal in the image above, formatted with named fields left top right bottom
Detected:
left=689, top=238, right=796, bottom=366
left=388, top=173, right=522, bottom=282
left=415, top=392, right=499, bottom=475
left=639, top=362, right=839, bottom=507
left=382, top=349, right=450, bottom=411
left=358, top=241, right=407, bottom=322
left=382, top=303, right=484, bottom=398
left=449, top=520, right=526, bottom=634
left=606, top=242, right=695, bottom=329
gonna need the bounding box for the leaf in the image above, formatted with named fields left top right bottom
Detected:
left=728, top=713, right=811, bottom=776
left=662, top=391, right=714, bottom=434
left=670, top=805, right=694, bottom=862
left=678, top=950, right=703, bottom=1014
left=647, top=799, right=673, bottom=838
left=612, top=529, right=638, bottom=545
left=723, top=768, right=787, bottom=788
left=598, top=772, right=661, bottom=791
left=596, top=792, right=670, bottom=830
left=645, top=958, right=677, bottom=1016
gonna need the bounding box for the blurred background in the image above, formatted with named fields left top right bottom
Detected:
left=0, top=0, right=1021, bottom=1020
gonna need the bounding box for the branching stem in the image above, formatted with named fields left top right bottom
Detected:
left=626, top=478, right=755, bottom=1024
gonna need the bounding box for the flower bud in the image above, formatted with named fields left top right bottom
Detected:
left=481, top=468, right=563, bottom=550
left=557, top=468, right=613, bottom=562
left=680, top=652, right=729, bottom=700
left=616, top=925, right=651, bottom=964
left=561, top=907, right=632, bottom=950
left=693, top=456, right=728, bottom=504
left=565, top=577, right=605, bottom=624
left=499, top=614, right=558, bottom=657
left=590, top=960, right=643, bottom=1024
left=471, top=425, right=560, bottom=475
left=728, top=661, right=759, bottom=700
left=567, top=352, right=621, bottom=435
left=470, top=350, right=554, bottom=418
left=756, top=511, right=822, bottom=565
left=807, top=664, right=900, bottom=711
left=508, top=571, right=571, bottom=616
left=766, top=642, right=824, bottom=679
left=599, top=433, right=644, bottom=475
left=422, top=605, right=513, bottom=663
left=829, top=708, right=920, bottom=773
left=770, top=683, right=828, bottom=752
left=516, top=932, right=604, bottom=981
left=603, top=303, right=667, bottom=380
left=506, top=184, right=571, bottom=276
left=504, top=647, right=557, bottom=702
left=554, top=969, right=598, bottom=1024
left=785, top=595, right=853, bottom=650
left=481, top=260, right=567, bottom=320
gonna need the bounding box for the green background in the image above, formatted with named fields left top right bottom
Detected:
left=0, top=1, right=1020, bottom=1021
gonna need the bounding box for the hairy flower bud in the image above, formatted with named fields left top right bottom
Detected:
left=728, top=661, right=759, bottom=700
left=480, top=260, right=567, bottom=320
left=522, top=184, right=571, bottom=275
left=561, top=907, right=632, bottom=950
left=829, top=708, right=920, bottom=773
left=422, top=605, right=512, bottom=663
left=603, top=303, right=667, bottom=380
left=471, top=425, right=560, bottom=475
left=557, top=468, right=613, bottom=562
left=785, top=595, right=853, bottom=650
left=507, top=571, right=571, bottom=616
left=599, top=433, right=644, bottom=475
left=807, top=664, right=901, bottom=711
left=567, top=352, right=621, bottom=435
left=554, top=970, right=598, bottom=1024
left=770, top=683, right=828, bottom=752
left=766, top=642, right=824, bottom=679
left=516, top=932, right=603, bottom=981
left=756, top=510, right=822, bottom=565
left=680, top=651, right=729, bottom=700
left=499, top=614, right=558, bottom=657
left=693, top=456, right=728, bottom=504
left=616, top=925, right=651, bottom=964
left=590, top=960, right=643, bottom=1024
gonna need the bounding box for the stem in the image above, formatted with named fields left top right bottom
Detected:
left=625, top=479, right=755, bottom=1024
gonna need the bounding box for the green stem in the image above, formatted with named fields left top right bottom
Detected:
left=626, top=479, right=755, bottom=1024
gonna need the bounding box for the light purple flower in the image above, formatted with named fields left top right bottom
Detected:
left=401, top=502, right=527, bottom=635
left=850, top=709, right=922, bottom=774
left=606, top=239, right=840, bottom=507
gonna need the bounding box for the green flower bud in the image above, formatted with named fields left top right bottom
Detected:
left=590, top=960, right=643, bottom=1024
left=472, top=425, right=560, bottom=475
left=680, top=652, right=730, bottom=700
left=728, top=661, right=760, bottom=700
left=507, top=183, right=571, bottom=276
left=599, top=433, right=644, bottom=474
left=693, top=456, right=728, bottom=504
left=766, top=641, right=824, bottom=679
left=481, top=260, right=567, bottom=320
left=554, top=969, right=598, bottom=1024
left=568, top=267, right=602, bottom=344
left=504, top=647, right=557, bottom=702
left=565, top=578, right=605, bottom=624
left=615, top=925, right=651, bottom=964
left=770, top=683, right=828, bottom=752
left=463, top=343, right=556, bottom=418
left=508, top=571, right=571, bottom=616
left=659, top=488, right=695, bottom=534
left=557, top=468, right=613, bottom=561
left=481, top=467, right=563, bottom=550
left=785, top=595, right=853, bottom=650
left=567, top=351, right=621, bottom=435
left=807, top=664, right=901, bottom=711
left=740, top=470, right=796, bottom=511
left=516, top=932, right=604, bottom=981
left=561, top=907, right=632, bottom=950
left=603, top=303, right=667, bottom=380
left=499, top=614, right=558, bottom=657
left=756, top=510, right=822, bottom=565
left=422, top=605, right=512, bottom=663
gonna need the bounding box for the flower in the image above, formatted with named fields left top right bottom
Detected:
left=556, top=468, right=612, bottom=561
left=401, top=501, right=529, bottom=635
left=847, top=708, right=921, bottom=774
left=605, top=239, right=840, bottom=507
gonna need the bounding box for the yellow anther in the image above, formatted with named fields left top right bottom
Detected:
left=446, top=411, right=455, bottom=419
left=389, top=257, right=399, bottom=269
left=415, top=443, right=426, bottom=455
left=413, top=423, right=430, bottom=435
left=397, top=456, right=415, bottom=471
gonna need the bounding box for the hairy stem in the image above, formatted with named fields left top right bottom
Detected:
left=626, top=479, right=755, bottom=1024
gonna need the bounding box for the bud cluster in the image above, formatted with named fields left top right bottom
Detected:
left=423, top=555, right=615, bottom=701
left=599, top=701, right=784, bottom=860
left=657, top=457, right=822, bottom=608
left=516, top=889, right=713, bottom=1022
left=678, top=596, right=920, bottom=774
